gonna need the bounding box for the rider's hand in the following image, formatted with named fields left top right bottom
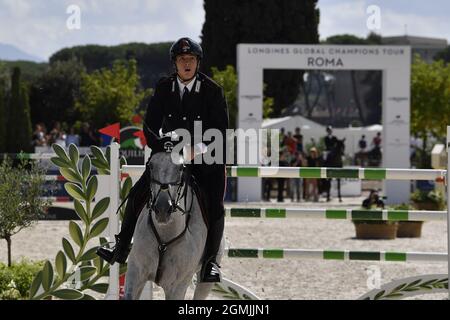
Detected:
left=182, top=145, right=195, bottom=162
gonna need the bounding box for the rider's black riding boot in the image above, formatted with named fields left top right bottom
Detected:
left=200, top=215, right=224, bottom=282
left=96, top=183, right=147, bottom=264
left=96, top=201, right=138, bottom=264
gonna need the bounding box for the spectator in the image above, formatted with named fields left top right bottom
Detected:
left=362, top=190, right=384, bottom=209
left=358, top=135, right=367, bottom=152
left=285, top=131, right=297, bottom=155
left=305, top=147, right=320, bottom=202
left=80, top=122, right=99, bottom=147
left=324, top=125, right=338, bottom=151
left=290, top=151, right=304, bottom=202
left=48, top=121, right=62, bottom=146
left=279, top=127, right=287, bottom=149
left=356, top=134, right=368, bottom=166
left=32, top=123, right=46, bottom=148
left=323, top=125, right=337, bottom=164
left=261, top=150, right=272, bottom=201
left=55, top=130, right=67, bottom=147
left=277, top=151, right=289, bottom=202
left=309, top=137, right=317, bottom=149
left=369, top=132, right=382, bottom=166
left=372, top=132, right=381, bottom=149
left=293, top=127, right=304, bottom=154
left=66, top=127, right=81, bottom=147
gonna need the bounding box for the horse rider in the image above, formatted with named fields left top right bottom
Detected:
left=96, top=37, right=229, bottom=283
left=323, top=125, right=337, bottom=162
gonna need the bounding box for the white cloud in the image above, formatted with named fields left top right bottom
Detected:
left=0, top=0, right=183, bottom=59
left=144, top=0, right=162, bottom=14
left=179, top=0, right=204, bottom=37
left=318, top=0, right=450, bottom=41
left=88, top=23, right=168, bottom=44
left=0, top=0, right=32, bottom=18
left=381, top=9, right=450, bottom=39
left=0, top=0, right=448, bottom=61
left=318, top=0, right=368, bottom=39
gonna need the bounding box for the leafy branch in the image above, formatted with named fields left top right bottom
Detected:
left=212, top=282, right=255, bottom=300
left=28, top=143, right=128, bottom=300
left=366, top=277, right=448, bottom=300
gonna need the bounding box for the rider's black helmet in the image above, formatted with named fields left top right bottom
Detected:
left=170, top=37, right=203, bottom=61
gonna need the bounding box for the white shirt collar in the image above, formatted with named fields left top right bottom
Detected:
left=177, top=76, right=196, bottom=99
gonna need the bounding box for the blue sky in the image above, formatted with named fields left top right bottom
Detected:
left=0, top=0, right=449, bottom=61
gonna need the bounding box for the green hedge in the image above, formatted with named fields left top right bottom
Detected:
left=0, top=259, right=44, bottom=299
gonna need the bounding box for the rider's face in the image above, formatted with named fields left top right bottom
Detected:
left=175, top=54, right=198, bottom=82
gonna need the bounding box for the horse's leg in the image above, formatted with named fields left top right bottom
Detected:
left=192, top=271, right=214, bottom=300
left=338, top=178, right=342, bottom=202
left=326, top=179, right=331, bottom=202
left=193, top=237, right=224, bottom=300
left=164, top=278, right=191, bottom=300
left=123, top=259, right=149, bottom=300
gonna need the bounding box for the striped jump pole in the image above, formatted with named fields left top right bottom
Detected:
left=225, top=248, right=448, bottom=263
left=0, top=153, right=57, bottom=160
left=123, top=165, right=446, bottom=181
left=45, top=175, right=66, bottom=181
left=40, top=196, right=72, bottom=202
left=226, top=166, right=446, bottom=181
left=225, top=207, right=447, bottom=221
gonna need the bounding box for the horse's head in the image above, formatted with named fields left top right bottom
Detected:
left=147, top=152, right=187, bottom=224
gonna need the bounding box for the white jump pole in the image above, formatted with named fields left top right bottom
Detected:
left=102, top=145, right=153, bottom=300
left=140, top=146, right=153, bottom=300
left=447, top=126, right=450, bottom=300
left=104, top=142, right=120, bottom=300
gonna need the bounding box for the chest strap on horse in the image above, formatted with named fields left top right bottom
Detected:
left=148, top=212, right=192, bottom=284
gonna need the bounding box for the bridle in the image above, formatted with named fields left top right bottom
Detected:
left=145, top=160, right=195, bottom=284
left=146, top=162, right=193, bottom=216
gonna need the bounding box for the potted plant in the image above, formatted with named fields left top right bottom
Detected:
left=353, top=219, right=398, bottom=240
left=352, top=190, right=398, bottom=239
left=401, top=190, right=445, bottom=238
left=411, top=189, right=445, bottom=211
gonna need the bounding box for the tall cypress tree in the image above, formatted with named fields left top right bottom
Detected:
left=0, top=85, right=5, bottom=152
left=6, top=68, right=20, bottom=153
left=201, top=0, right=320, bottom=117
left=19, top=83, right=32, bottom=152
left=6, top=67, right=32, bottom=153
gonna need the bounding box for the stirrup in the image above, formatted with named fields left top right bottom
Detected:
left=200, top=260, right=222, bottom=283
left=96, top=235, right=130, bottom=265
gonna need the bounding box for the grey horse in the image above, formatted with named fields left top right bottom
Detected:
left=123, top=152, right=224, bottom=300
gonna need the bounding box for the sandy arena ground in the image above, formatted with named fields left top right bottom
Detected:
left=1, top=190, right=448, bottom=300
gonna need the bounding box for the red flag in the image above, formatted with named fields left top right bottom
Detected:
left=99, top=123, right=120, bottom=143
left=133, top=130, right=147, bottom=148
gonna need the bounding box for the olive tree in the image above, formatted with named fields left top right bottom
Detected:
left=0, top=157, right=50, bottom=266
